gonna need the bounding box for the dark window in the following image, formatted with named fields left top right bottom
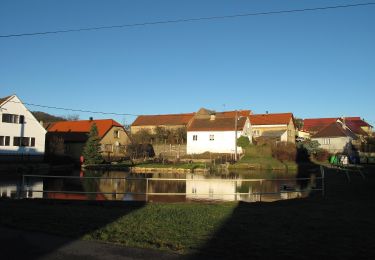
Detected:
left=21, top=137, right=30, bottom=147
left=19, top=115, right=25, bottom=124
left=2, top=114, right=12, bottom=123
left=30, top=138, right=35, bottom=147
left=0, top=136, right=4, bottom=146
left=5, top=136, right=10, bottom=146
left=2, top=114, right=20, bottom=123
left=13, top=137, right=21, bottom=146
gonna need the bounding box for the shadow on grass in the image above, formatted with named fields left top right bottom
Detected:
left=0, top=199, right=145, bottom=259
left=190, top=153, right=375, bottom=259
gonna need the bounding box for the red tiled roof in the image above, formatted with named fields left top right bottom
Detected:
left=312, top=122, right=358, bottom=139
left=188, top=117, right=247, bottom=132
left=302, top=118, right=337, bottom=132
left=249, top=113, right=293, bottom=125
left=132, top=113, right=194, bottom=126
left=47, top=119, right=123, bottom=138
left=215, top=110, right=251, bottom=118
left=303, top=117, right=372, bottom=133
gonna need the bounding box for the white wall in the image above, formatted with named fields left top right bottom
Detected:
left=187, top=131, right=246, bottom=154
left=187, top=118, right=252, bottom=154
left=0, top=95, right=46, bottom=155
left=185, top=174, right=237, bottom=201
left=312, top=137, right=352, bottom=153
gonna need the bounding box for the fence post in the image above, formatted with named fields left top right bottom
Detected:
left=260, top=180, right=263, bottom=202
left=320, top=165, right=325, bottom=197
left=145, top=178, right=149, bottom=202
left=21, top=174, right=25, bottom=199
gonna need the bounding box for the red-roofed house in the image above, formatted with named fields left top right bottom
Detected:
left=311, top=121, right=358, bottom=153
left=46, top=119, right=131, bottom=160
left=131, top=113, right=195, bottom=135
left=249, top=113, right=296, bottom=143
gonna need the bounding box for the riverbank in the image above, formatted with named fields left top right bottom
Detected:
left=84, top=162, right=210, bottom=173
left=1, top=166, right=374, bottom=258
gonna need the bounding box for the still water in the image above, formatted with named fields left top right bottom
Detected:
left=0, top=168, right=322, bottom=202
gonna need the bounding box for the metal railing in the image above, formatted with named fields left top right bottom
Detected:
left=21, top=170, right=325, bottom=202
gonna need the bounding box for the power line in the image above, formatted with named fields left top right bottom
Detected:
left=1, top=2, right=374, bottom=38
left=6, top=100, right=140, bottom=117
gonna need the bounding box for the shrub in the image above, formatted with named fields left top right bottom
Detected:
left=271, top=142, right=297, bottom=162
left=314, top=149, right=330, bottom=162
left=237, top=136, right=250, bottom=148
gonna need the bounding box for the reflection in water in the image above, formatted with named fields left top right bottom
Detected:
left=0, top=179, right=43, bottom=199
left=0, top=169, right=321, bottom=202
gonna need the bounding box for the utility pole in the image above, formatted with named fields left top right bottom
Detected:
left=235, top=110, right=238, bottom=161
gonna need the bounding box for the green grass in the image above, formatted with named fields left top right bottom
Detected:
left=1, top=166, right=375, bottom=258
left=232, top=145, right=297, bottom=170
left=134, top=162, right=206, bottom=170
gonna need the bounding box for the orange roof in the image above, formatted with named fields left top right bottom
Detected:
left=215, top=110, right=251, bottom=118
left=132, top=113, right=194, bottom=126
left=47, top=119, right=123, bottom=138
left=249, top=113, right=293, bottom=125
left=188, top=117, right=247, bottom=132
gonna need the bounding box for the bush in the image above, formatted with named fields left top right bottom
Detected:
left=127, top=144, right=155, bottom=159
left=237, top=136, right=250, bottom=148
left=271, top=142, right=297, bottom=162
left=314, top=149, right=330, bottom=162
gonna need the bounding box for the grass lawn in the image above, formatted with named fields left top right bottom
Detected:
left=1, top=166, right=375, bottom=258
left=134, top=162, right=206, bottom=170
left=232, top=145, right=298, bottom=170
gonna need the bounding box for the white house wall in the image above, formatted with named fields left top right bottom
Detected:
left=187, top=131, right=245, bottom=154
left=312, top=137, right=352, bottom=153
left=0, top=96, right=46, bottom=155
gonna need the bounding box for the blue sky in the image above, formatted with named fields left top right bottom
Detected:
left=1, top=0, right=374, bottom=126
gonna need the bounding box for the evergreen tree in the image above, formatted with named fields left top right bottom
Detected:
left=82, top=123, right=103, bottom=165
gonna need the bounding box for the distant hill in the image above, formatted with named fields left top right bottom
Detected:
left=32, top=111, right=66, bottom=123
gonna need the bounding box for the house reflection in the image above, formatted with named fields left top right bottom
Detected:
left=0, top=179, right=43, bottom=199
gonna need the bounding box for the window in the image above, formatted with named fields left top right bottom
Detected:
left=21, top=137, right=30, bottom=147
left=2, top=113, right=23, bottom=124
left=13, top=137, right=21, bottom=146
left=13, top=137, right=34, bottom=147
left=322, top=138, right=330, bottom=145
left=209, top=134, right=214, bottom=141
left=113, top=130, right=120, bottom=138
left=0, top=136, right=3, bottom=146
left=193, top=135, right=198, bottom=141
left=5, top=136, right=10, bottom=146
left=252, top=130, right=260, bottom=136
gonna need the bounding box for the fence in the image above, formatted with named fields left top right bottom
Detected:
left=20, top=169, right=325, bottom=202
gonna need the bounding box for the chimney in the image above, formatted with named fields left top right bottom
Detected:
left=210, top=114, right=216, bottom=121
left=266, top=111, right=269, bottom=114
left=89, top=117, right=93, bottom=121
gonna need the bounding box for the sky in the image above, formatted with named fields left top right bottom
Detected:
left=1, top=0, right=374, bottom=126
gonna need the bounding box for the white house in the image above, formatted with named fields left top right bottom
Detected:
left=311, top=121, right=358, bottom=154
left=0, top=95, right=46, bottom=158
left=187, top=112, right=252, bottom=154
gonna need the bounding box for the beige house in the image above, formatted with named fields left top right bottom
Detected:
left=46, top=119, right=131, bottom=161
left=131, top=113, right=195, bottom=135
left=249, top=113, right=296, bottom=143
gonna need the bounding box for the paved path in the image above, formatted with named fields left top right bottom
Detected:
left=0, top=226, right=184, bottom=260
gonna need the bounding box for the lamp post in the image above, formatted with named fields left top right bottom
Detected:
left=235, top=110, right=238, bottom=161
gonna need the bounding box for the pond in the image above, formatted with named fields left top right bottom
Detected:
left=0, top=168, right=323, bottom=203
